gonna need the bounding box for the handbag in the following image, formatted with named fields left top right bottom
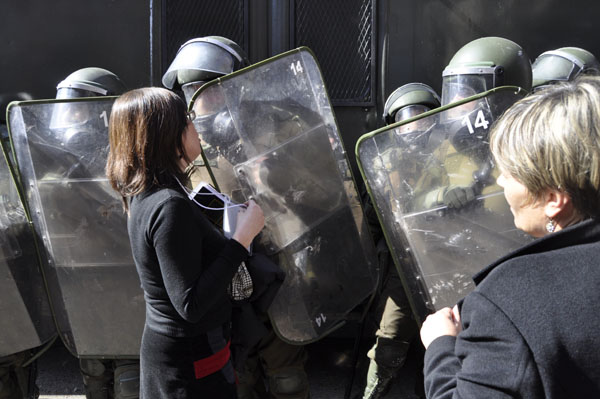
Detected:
left=228, top=252, right=286, bottom=304
left=228, top=261, right=254, bottom=301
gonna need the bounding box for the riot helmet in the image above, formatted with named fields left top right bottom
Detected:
left=55, top=67, right=126, bottom=100
left=383, top=82, right=440, bottom=125
left=162, top=36, right=249, bottom=100
left=532, top=47, right=600, bottom=90
left=163, top=37, right=249, bottom=164
left=50, top=67, right=126, bottom=131
left=382, top=83, right=440, bottom=153
left=49, top=67, right=126, bottom=177
left=441, top=37, right=532, bottom=106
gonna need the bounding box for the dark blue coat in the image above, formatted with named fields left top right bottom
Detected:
left=424, top=218, right=600, bottom=398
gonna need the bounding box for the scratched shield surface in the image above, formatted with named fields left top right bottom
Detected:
left=7, top=98, right=144, bottom=356
left=357, top=87, right=533, bottom=320
left=189, top=48, right=378, bottom=343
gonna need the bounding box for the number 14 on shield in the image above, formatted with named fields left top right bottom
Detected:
left=290, top=60, right=304, bottom=76
left=461, top=109, right=489, bottom=134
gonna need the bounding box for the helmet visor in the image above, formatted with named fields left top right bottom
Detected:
left=394, top=104, right=434, bottom=134
left=189, top=83, right=228, bottom=119
left=394, top=104, right=431, bottom=123
left=532, top=54, right=581, bottom=87
left=441, top=74, right=495, bottom=106
left=182, top=81, right=207, bottom=104
left=56, top=87, right=101, bottom=100
left=49, top=102, right=92, bottom=130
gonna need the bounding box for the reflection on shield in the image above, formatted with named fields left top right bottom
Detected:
left=7, top=99, right=144, bottom=356
left=235, top=125, right=344, bottom=251
left=357, top=88, right=533, bottom=321
left=190, top=48, right=378, bottom=343
left=0, top=135, right=55, bottom=357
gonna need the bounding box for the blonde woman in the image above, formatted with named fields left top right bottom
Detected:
left=420, top=76, right=600, bottom=398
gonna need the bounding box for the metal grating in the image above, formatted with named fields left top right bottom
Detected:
left=293, top=0, right=375, bottom=105
left=163, top=0, right=247, bottom=75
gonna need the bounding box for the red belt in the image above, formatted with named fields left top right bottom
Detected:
left=193, top=340, right=231, bottom=379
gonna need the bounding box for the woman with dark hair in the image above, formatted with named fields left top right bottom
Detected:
left=420, top=76, right=600, bottom=398
left=107, top=87, right=264, bottom=398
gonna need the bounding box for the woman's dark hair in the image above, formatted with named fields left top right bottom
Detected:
left=106, top=87, right=188, bottom=211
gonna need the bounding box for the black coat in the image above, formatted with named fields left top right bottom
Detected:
left=424, top=218, right=600, bottom=398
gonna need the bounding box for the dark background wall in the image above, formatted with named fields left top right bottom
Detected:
left=382, top=0, right=599, bottom=98
left=2, top=0, right=599, bottom=177
left=1, top=0, right=150, bottom=99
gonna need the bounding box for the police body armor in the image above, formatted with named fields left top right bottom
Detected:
left=356, top=87, right=533, bottom=320
left=189, top=48, right=378, bottom=343
left=6, top=98, right=144, bottom=358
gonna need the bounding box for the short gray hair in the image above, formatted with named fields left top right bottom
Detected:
left=490, top=75, right=600, bottom=219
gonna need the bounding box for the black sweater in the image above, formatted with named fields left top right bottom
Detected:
left=424, top=218, right=600, bottom=398
left=128, top=185, right=248, bottom=337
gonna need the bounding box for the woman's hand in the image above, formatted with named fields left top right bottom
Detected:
left=420, top=305, right=462, bottom=349
left=232, top=200, right=265, bottom=250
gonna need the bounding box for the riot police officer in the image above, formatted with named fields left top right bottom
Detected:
left=48, top=67, right=141, bottom=399
left=421, top=36, right=532, bottom=210
left=162, top=36, right=251, bottom=191
left=532, top=46, right=600, bottom=91
left=360, top=83, right=440, bottom=399
left=162, top=36, right=311, bottom=399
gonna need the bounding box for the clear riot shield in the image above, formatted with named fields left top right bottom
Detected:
left=0, top=129, right=55, bottom=357
left=357, top=87, right=533, bottom=321
left=189, top=47, right=378, bottom=343
left=7, top=99, right=144, bottom=357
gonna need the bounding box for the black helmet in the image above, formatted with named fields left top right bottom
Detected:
left=532, top=47, right=600, bottom=90
left=161, top=36, right=249, bottom=95
left=383, top=83, right=440, bottom=125
left=441, top=37, right=531, bottom=106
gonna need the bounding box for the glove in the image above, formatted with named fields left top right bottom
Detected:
left=442, top=185, right=476, bottom=208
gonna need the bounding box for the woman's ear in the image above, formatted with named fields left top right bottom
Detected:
left=544, top=189, right=572, bottom=220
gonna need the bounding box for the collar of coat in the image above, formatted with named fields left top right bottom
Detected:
left=472, top=217, right=600, bottom=285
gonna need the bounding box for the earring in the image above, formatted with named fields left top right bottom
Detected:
left=546, top=218, right=556, bottom=233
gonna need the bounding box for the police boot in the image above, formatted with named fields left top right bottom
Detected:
left=113, top=360, right=140, bottom=399
left=79, top=359, right=112, bottom=399
left=362, top=337, right=410, bottom=399
left=362, top=359, right=393, bottom=399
